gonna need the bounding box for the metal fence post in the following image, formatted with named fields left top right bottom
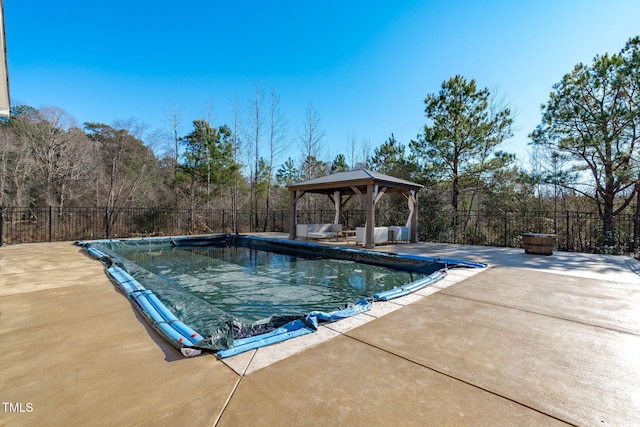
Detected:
left=48, top=206, right=53, bottom=242
left=504, top=213, right=508, bottom=247
left=0, top=206, right=4, bottom=246
left=105, top=207, right=110, bottom=239
left=565, top=210, right=570, bottom=251
left=453, top=211, right=458, bottom=244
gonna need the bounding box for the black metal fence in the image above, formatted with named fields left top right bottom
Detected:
left=435, top=210, right=636, bottom=255
left=0, top=206, right=289, bottom=244
left=0, top=206, right=636, bottom=254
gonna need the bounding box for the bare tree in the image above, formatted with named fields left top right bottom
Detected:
left=6, top=133, right=35, bottom=208
left=246, top=82, right=265, bottom=229
left=3, top=106, right=94, bottom=208
left=0, top=125, right=8, bottom=205
left=229, top=96, right=244, bottom=232
left=51, top=126, right=96, bottom=209
left=298, top=101, right=326, bottom=180
left=357, top=136, right=371, bottom=170
left=165, top=101, right=183, bottom=211
left=85, top=120, right=158, bottom=232
left=202, top=99, right=215, bottom=210
left=346, top=129, right=358, bottom=170
left=263, top=86, right=288, bottom=229
left=0, top=118, right=36, bottom=207
left=33, top=107, right=95, bottom=208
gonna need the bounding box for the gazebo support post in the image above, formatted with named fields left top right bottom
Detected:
left=288, top=189, right=305, bottom=240
left=407, top=190, right=418, bottom=243
left=365, top=183, right=375, bottom=248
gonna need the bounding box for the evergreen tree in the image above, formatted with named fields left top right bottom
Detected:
left=530, top=37, right=640, bottom=247
left=410, top=76, right=513, bottom=213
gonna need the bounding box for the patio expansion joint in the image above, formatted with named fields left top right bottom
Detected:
left=342, top=332, right=578, bottom=427
left=213, top=368, right=245, bottom=426
left=438, top=290, right=640, bottom=337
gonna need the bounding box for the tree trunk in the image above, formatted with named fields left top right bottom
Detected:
left=262, top=195, right=269, bottom=232
left=602, top=193, right=615, bottom=247
left=451, top=175, right=459, bottom=213
left=634, top=183, right=640, bottom=251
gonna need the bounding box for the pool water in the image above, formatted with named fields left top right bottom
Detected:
left=116, top=245, right=428, bottom=323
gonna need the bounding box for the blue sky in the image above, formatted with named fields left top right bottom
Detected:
left=5, top=1, right=640, bottom=169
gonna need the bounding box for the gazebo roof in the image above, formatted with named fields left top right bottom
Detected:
left=287, top=169, right=423, bottom=195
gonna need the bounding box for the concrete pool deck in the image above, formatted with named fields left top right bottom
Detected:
left=1, top=236, right=639, bottom=426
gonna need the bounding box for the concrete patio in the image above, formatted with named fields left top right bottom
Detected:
left=1, top=236, right=639, bottom=426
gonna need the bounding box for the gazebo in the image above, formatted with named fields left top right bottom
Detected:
left=287, top=169, right=423, bottom=248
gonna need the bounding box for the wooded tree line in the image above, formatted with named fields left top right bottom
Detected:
left=1, top=36, right=639, bottom=251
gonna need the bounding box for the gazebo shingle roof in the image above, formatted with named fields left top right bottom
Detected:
left=287, top=169, right=423, bottom=194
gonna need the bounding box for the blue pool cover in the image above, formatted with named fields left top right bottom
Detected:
left=78, top=234, right=485, bottom=358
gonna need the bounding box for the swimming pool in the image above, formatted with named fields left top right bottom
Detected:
left=79, top=235, right=485, bottom=357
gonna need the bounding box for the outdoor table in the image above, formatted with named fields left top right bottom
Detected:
left=343, top=229, right=356, bottom=243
